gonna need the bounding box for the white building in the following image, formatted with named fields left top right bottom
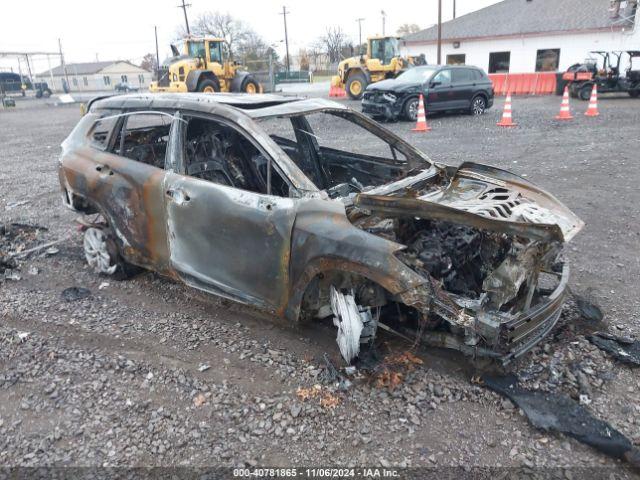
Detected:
left=38, top=61, right=153, bottom=92
left=401, top=0, right=639, bottom=74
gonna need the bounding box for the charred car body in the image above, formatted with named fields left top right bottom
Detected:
left=58, top=93, right=583, bottom=365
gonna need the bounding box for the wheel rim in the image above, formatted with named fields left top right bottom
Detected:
left=245, top=83, right=257, bottom=94
left=202, top=85, right=215, bottom=93
left=350, top=80, right=362, bottom=96
left=473, top=98, right=485, bottom=115
left=408, top=100, right=419, bottom=120
left=83, top=228, right=117, bottom=274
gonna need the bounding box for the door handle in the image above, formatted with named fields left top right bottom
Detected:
left=166, top=188, right=191, bottom=204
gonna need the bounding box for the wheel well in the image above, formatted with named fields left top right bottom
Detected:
left=298, top=270, right=390, bottom=322
left=198, top=72, right=219, bottom=85
left=347, top=68, right=368, bottom=82
left=402, top=94, right=420, bottom=109
left=471, top=92, right=487, bottom=102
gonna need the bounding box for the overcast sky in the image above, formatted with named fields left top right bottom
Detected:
left=1, top=0, right=501, bottom=74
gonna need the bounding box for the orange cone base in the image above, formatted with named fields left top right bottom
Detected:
left=328, top=86, right=346, bottom=98
left=585, top=110, right=599, bottom=117
left=497, top=120, right=517, bottom=127
left=554, top=114, right=574, bottom=120
left=412, top=124, right=432, bottom=132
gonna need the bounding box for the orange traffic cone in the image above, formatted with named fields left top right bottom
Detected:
left=412, top=94, right=431, bottom=132
left=497, top=93, right=517, bottom=127
left=329, top=85, right=346, bottom=98
left=585, top=84, right=599, bottom=117
left=555, top=87, right=574, bottom=120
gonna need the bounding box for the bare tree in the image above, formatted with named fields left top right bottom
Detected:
left=139, top=53, right=158, bottom=72
left=237, top=31, right=271, bottom=70
left=190, top=12, right=251, bottom=59
left=298, top=48, right=310, bottom=71
left=397, top=23, right=421, bottom=36
left=320, top=27, right=348, bottom=63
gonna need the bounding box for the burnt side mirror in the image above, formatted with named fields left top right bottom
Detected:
left=429, top=80, right=441, bottom=88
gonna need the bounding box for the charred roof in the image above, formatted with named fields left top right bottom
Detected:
left=89, top=93, right=348, bottom=118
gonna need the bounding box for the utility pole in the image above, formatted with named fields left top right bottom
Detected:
left=280, top=6, right=291, bottom=73
left=356, top=18, right=365, bottom=54
left=58, top=38, right=70, bottom=91
left=437, top=0, right=442, bottom=64
left=178, top=0, right=191, bottom=36
left=154, top=26, right=160, bottom=81
left=24, top=54, right=34, bottom=84
left=453, top=0, right=456, bottom=19
left=381, top=10, right=386, bottom=35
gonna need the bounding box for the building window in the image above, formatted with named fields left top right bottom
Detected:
left=446, top=54, right=466, bottom=65
left=72, top=77, right=78, bottom=87
left=83, top=76, right=88, bottom=86
left=489, top=51, right=511, bottom=73
left=138, top=74, right=144, bottom=84
left=103, top=76, right=111, bottom=86
left=121, top=74, right=128, bottom=83
left=536, top=49, right=560, bottom=72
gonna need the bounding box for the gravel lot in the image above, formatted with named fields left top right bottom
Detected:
left=1, top=93, right=639, bottom=474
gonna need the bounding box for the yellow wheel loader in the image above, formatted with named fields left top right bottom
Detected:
left=331, top=36, right=419, bottom=100
left=149, top=37, right=261, bottom=94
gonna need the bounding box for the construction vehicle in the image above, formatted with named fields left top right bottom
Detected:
left=563, top=51, right=640, bottom=99
left=149, top=37, right=261, bottom=94
left=331, top=36, right=416, bottom=100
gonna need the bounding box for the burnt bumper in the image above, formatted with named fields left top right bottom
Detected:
left=410, top=265, right=570, bottom=365
left=499, top=265, right=569, bottom=363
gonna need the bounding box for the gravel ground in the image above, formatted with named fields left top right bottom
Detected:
left=1, top=94, right=639, bottom=474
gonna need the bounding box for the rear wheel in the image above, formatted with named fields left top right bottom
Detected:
left=469, top=95, right=487, bottom=115
left=198, top=78, right=220, bottom=93
left=346, top=72, right=367, bottom=100
left=241, top=76, right=260, bottom=94
left=579, top=84, right=592, bottom=101
left=83, top=227, right=140, bottom=280
left=403, top=97, right=420, bottom=121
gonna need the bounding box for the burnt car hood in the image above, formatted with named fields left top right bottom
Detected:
left=354, top=162, right=584, bottom=243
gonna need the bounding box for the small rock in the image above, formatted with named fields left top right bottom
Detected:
left=290, top=403, right=302, bottom=418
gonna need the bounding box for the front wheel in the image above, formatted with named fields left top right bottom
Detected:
left=629, top=90, right=639, bottom=98
left=241, top=76, right=260, bottom=94
left=403, top=97, right=420, bottom=121
left=346, top=73, right=367, bottom=100
left=198, top=78, right=220, bottom=93
left=469, top=95, right=487, bottom=115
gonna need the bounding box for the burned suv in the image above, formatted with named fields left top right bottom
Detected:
left=58, top=93, right=583, bottom=365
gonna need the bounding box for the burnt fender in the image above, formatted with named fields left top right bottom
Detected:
left=283, top=198, right=425, bottom=322
left=230, top=71, right=250, bottom=92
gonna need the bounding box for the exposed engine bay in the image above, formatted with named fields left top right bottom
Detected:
left=317, top=162, right=581, bottom=365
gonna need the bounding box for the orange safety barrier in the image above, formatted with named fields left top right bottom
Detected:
left=488, top=72, right=557, bottom=96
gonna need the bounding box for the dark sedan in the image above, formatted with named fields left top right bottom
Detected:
left=362, top=65, right=494, bottom=121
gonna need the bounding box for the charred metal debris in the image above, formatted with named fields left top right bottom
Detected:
left=57, top=94, right=585, bottom=366
left=484, top=374, right=640, bottom=469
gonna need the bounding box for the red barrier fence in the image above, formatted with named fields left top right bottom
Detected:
left=488, top=72, right=557, bottom=96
